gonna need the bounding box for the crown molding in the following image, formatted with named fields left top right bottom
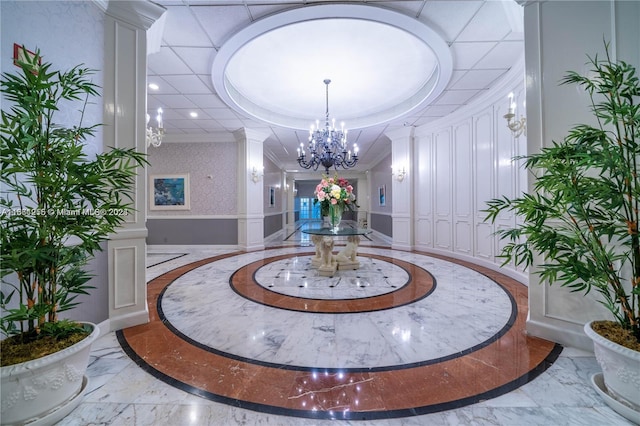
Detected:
left=99, top=0, right=166, bottom=30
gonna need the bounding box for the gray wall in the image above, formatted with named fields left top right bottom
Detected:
left=264, top=213, right=284, bottom=237
left=369, top=153, right=392, bottom=236
left=147, top=219, right=238, bottom=245
left=371, top=213, right=392, bottom=237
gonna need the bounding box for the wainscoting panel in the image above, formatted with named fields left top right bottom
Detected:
left=113, top=246, right=137, bottom=309
left=435, top=218, right=452, bottom=250
left=474, top=110, right=494, bottom=213
left=392, top=217, right=412, bottom=250
left=474, top=109, right=494, bottom=260
left=475, top=222, right=494, bottom=260
left=454, top=220, right=472, bottom=254
left=453, top=121, right=472, bottom=256
left=415, top=217, right=433, bottom=248
left=453, top=121, right=472, bottom=218
left=434, top=130, right=452, bottom=218
left=411, top=64, right=526, bottom=280
left=414, top=134, right=433, bottom=249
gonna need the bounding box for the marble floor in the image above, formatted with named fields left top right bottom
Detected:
left=58, top=222, right=635, bottom=425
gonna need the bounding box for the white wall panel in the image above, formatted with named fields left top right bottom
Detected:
left=522, top=0, right=636, bottom=350
left=113, top=246, right=137, bottom=309
left=475, top=223, right=494, bottom=259
left=434, top=130, right=451, bottom=217
left=435, top=219, right=452, bottom=249
left=412, top=57, right=527, bottom=282
left=474, top=111, right=494, bottom=212
left=434, top=130, right=452, bottom=250
left=414, top=134, right=433, bottom=248
left=415, top=218, right=433, bottom=248
left=453, top=121, right=472, bottom=217
left=454, top=221, right=471, bottom=253
left=414, top=135, right=433, bottom=217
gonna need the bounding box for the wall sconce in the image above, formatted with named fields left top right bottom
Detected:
left=146, top=107, right=164, bottom=147
left=504, top=92, right=526, bottom=138
left=392, top=166, right=407, bottom=182
left=250, top=166, right=263, bottom=183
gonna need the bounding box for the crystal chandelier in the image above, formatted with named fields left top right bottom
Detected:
left=146, top=107, right=165, bottom=147
left=297, top=79, right=358, bottom=173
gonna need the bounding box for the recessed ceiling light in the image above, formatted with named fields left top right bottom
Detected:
left=148, top=83, right=159, bottom=90
left=190, top=112, right=198, bottom=118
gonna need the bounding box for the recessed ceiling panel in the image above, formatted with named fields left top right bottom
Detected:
left=212, top=4, right=452, bottom=130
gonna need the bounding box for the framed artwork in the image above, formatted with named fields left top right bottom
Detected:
left=378, top=185, right=386, bottom=206
left=150, top=174, right=190, bottom=210
left=13, top=44, right=40, bottom=69
left=269, top=186, right=275, bottom=207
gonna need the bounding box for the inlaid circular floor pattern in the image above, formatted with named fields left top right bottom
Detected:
left=231, top=252, right=434, bottom=313
left=118, top=247, right=561, bottom=420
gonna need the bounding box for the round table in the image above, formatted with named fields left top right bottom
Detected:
left=302, top=226, right=372, bottom=277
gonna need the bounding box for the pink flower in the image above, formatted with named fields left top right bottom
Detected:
left=331, top=199, right=337, bottom=205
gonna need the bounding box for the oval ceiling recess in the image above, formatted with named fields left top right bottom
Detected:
left=212, top=4, right=452, bottom=130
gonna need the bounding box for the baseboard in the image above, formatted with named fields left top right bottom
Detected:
left=413, top=245, right=529, bottom=285
left=527, top=318, right=593, bottom=352
left=108, top=309, right=150, bottom=332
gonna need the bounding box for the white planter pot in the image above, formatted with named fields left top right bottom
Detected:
left=584, top=321, right=640, bottom=420
left=1, top=322, right=99, bottom=425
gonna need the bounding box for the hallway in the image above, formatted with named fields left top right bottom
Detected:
left=59, top=223, right=633, bottom=425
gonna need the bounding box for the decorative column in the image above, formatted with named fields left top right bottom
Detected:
left=103, top=0, right=165, bottom=330
left=286, top=175, right=296, bottom=227
left=386, top=127, right=414, bottom=251
left=235, top=128, right=270, bottom=251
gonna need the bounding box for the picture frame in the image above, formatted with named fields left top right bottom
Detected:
left=13, top=44, right=40, bottom=70
left=269, top=186, right=275, bottom=207
left=378, top=185, right=386, bottom=206
left=150, top=174, right=190, bottom=210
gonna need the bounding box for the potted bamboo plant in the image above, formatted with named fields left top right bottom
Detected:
left=0, top=48, right=146, bottom=424
left=485, top=44, right=639, bottom=420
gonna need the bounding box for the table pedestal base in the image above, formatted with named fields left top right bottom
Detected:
left=318, top=262, right=338, bottom=277
left=310, top=235, right=362, bottom=276
left=338, top=260, right=360, bottom=270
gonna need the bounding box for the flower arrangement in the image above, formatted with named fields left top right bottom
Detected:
left=314, top=174, right=358, bottom=218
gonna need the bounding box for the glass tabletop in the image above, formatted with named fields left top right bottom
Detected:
left=301, top=226, right=372, bottom=236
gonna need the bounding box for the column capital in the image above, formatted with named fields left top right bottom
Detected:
left=385, top=126, right=414, bottom=142
left=100, top=0, right=166, bottom=30
left=233, top=127, right=271, bottom=144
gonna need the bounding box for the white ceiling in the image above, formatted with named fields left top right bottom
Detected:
left=147, top=0, right=524, bottom=172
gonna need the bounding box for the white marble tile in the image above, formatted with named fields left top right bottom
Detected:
left=57, top=243, right=636, bottom=425
left=254, top=255, right=409, bottom=298
left=159, top=247, right=514, bottom=369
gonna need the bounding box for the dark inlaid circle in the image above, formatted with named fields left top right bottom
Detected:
left=229, top=252, right=435, bottom=313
